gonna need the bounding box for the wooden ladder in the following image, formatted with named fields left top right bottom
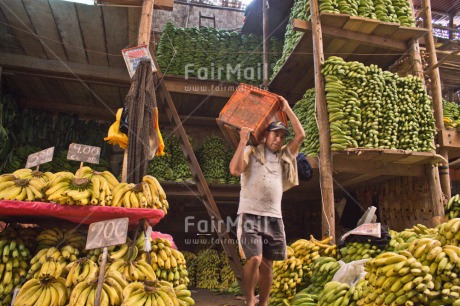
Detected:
left=154, top=65, right=245, bottom=291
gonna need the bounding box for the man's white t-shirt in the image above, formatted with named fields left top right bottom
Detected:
left=237, top=145, right=285, bottom=218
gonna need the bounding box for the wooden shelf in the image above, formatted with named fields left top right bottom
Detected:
left=438, top=129, right=460, bottom=160
left=269, top=14, right=428, bottom=103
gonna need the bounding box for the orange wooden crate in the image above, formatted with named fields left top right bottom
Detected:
left=216, top=84, right=288, bottom=148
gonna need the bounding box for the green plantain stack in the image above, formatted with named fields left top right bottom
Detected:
left=148, top=152, right=174, bottom=181
left=385, top=223, right=437, bottom=252
left=219, top=252, right=237, bottom=290
left=196, top=249, right=221, bottom=289
left=303, top=257, right=341, bottom=295
left=289, top=287, right=318, bottom=305
left=198, top=136, right=229, bottom=183
left=168, top=136, right=193, bottom=182
left=321, top=56, right=436, bottom=152
left=288, top=89, right=319, bottom=157
left=339, top=241, right=383, bottom=263
left=182, top=251, right=197, bottom=288
left=317, top=281, right=356, bottom=306
left=0, top=227, right=33, bottom=306
left=446, top=194, right=460, bottom=220
left=443, top=99, right=460, bottom=129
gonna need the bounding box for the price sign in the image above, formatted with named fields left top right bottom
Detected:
left=86, top=218, right=129, bottom=250
left=67, top=143, right=101, bottom=164
left=25, top=147, right=54, bottom=169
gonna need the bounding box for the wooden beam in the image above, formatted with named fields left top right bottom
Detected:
left=309, top=0, right=336, bottom=241
left=338, top=173, right=380, bottom=189
left=97, top=0, right=173, bottom=10
left=137, top=0, right=154, bottom=45
left=425, top=49, right=460, bottom=74
left=333, top=158, right=425, bottom=176
left=293, top=18, right=408, bottom=51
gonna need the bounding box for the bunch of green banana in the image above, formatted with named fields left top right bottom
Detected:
left=219, top=251, right=237, bottom=290
left=122, top=280, right=180, bottom=306
left=305, top=257, right=341, bottom=294
left=318, top=281, right=355, bottom=306
left=358, top=251, right=435, bottom=305
left=289, top=287, right=318, bottom=305
left=436, top=218, right=460, bottom=246
left=36, top=227, right=86, bottom=251
left=385, top=223, right=437, bottom=252
left=13, top=277, right=68, bottom=306
left=168, top=136, right=193, bottom=182
left=443, top=99, right=460, bottom=129
left=139, top=238, right=189, bottom=286
left=287, top=89, right=320, bottom=157
left=111, top=175, right=168, bottom=213
left=270, top=247, right=303, bottom=305
left=196, top=249, right=221, bottom=289
left=321, top=56, right=436, bottom=152
left=198, top=136, right=231, bottom=183
left=446, top=195, right=460, bottom=220
left=174, top=284, right=195, bottom=305
left=340, top=241, right=383, bottom=262
left=182, top=251, right=197, bottom=287
left=0, top=227, right=32, bottom=304
left=392, top=0, right=415, bottom=25
left=0, top=169, right=53, bottom=201
left=148, top=152, right=174, bottom=181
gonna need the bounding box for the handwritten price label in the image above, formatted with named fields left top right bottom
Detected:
left=86, top=218, right=129, bottom=250
left=25, top=147, right=54, bottom=169
left=67, top=143, right=101, bottom=164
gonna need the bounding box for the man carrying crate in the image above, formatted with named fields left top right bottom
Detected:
left=229, top=96, right=306, bottom=306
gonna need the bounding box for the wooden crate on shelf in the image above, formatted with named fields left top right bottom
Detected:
left=353, top=176, right=444, bottom=231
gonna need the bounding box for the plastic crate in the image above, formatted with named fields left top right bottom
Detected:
left=216, top=83, right=288, bottom=148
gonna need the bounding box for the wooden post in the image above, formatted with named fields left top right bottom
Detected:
left=422, top=0, right=451, bottom=200
left=309, top=0, right=335, bottom=241
left=262, top=0, right=269, bottom=87
left=408, top=36, right=444, bottom=223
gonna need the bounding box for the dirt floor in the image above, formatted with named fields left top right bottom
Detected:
left=191, top=288, right=246, bottom=306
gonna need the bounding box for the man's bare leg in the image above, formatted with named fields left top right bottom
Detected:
left=258, top=257, right=273, bottom=306
left=244, top=255, right=262, bottom=305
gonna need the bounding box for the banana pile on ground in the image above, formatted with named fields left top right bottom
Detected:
left=0, top=227, right=32, bottom=306
left=446, top=194, right=460, bottom=220
left=137, top=237, right=190, bottom=286
left=289, top=287, right=318, bottom=306
left=288, top=89, right=319, bottom=157
left=318, top=281, right=356, bottom=306
left=321, top=56, right=435, bottom=152
left=198, top=136, right=230, bottom=184
left=436, top=218, right=460, bottom=247
left=12, top=277, right=68, bottom=306
left=339, top=241, right=383, bottom=262
left=386, top=223, right=436, bottom=252
left=35, top=227, right=86, bottom=251
left=122, top=280, right=194, bottom=306
left=270, top=247, right=304, bottom=305
left=111, top=175, right=169, bottom=213
left=0, top=168, right=53, bottom=201
left=182, top=251, right=197, bottom=287
left=196, top=249, right=221, bottom=289
left=220, top=252, right=237, bottom=290
left=271, top=0, right=308, bottom=78
left=443, top=99, right=460, bottom=129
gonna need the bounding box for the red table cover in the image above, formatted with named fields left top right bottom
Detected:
left=0, top=200, right=164, bottom=227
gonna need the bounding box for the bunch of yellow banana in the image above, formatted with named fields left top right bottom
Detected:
left=27, top=247, right=73, bottom=280
left=13, top=277, right=68, bottom=306
left=0, top=168, right=53, bottom=201
left=20, top=226, right=40, bottom=251
left=174, top=284, right=195, bottom=305
left=0, top=228, right=32, bottom=304
left=270, top=247, right=303, bottom=305
left=43, top=171, right=94, bottom=205
left=317, top=281, right=355, bottom=306
left=75, top=166, right=119, bottom=206
left=220, top=252, right=237, bottom=290
left=110, top=175, right=169, bottom=213
left=182, top=251, right=197, bottom=287
left=386, top=223, right=437, bottom=252
left=107, top=258, right=157, bottom=282
left=339, top=242, right=383, bottom=263
left=195, top=248, right=220, bottom=289
left=121, top=280, right=179, bottom=306
left=36, top=227, right=86, bottom=251
left=437, top=218, right=460, bottom=246
left=65, top=258, right=99, bottom=287
left=358, top=251, right=435, bottom=305
left=137, top=237, right=189, bottom=286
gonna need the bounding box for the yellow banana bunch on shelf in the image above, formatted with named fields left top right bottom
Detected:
left=0, top=169, right=53, bottom=201
left=107, top=258, right=157, bottom=282
left=27, top=245, right=79, bottom=280
left=65, top=258, right=99, bottom=287
left=13, top=277, right=68, bottom=306
left=137, top=237, right=189, bottom=287
left=121, top=280, right=180, bottom=306
left=110, top=175, right=169, bottom=213
left=36, top=227, right=86, bottom=251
